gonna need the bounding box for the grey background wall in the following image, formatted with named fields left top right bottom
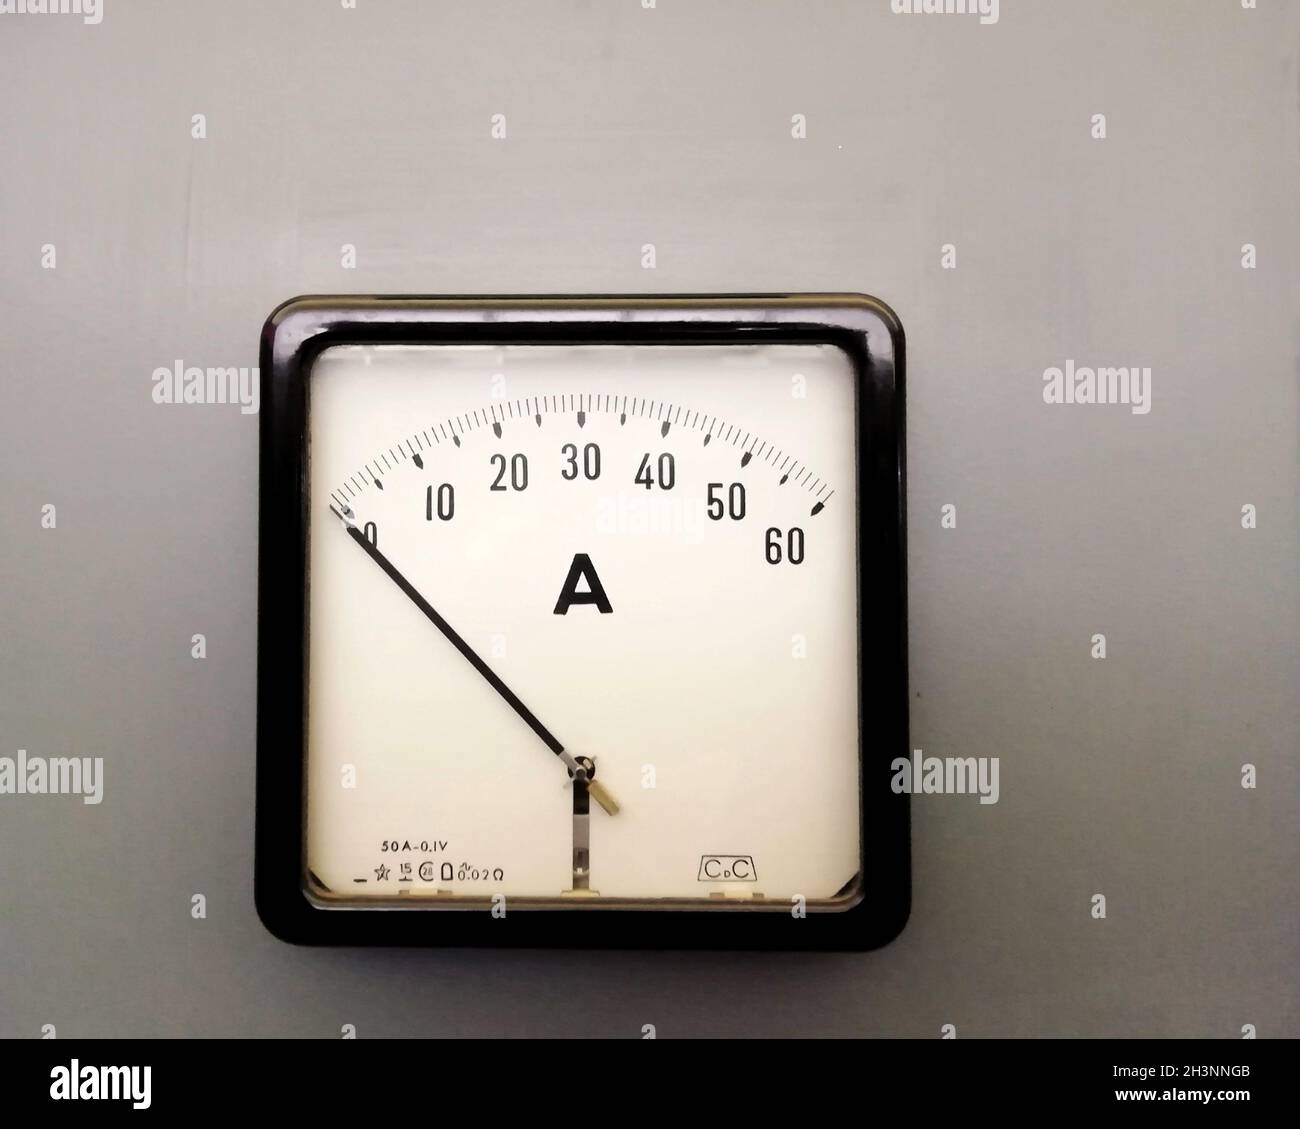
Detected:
left=1, top=0, right=1296, bottom=1038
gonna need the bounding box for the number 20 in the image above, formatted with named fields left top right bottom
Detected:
left=490, top=453, right=528, bottom=491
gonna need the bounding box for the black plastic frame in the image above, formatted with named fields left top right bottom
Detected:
left=256, top=294, right=909, bottom=949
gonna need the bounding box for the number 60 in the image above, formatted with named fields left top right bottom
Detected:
left=764, top=526, right=805, bottom=565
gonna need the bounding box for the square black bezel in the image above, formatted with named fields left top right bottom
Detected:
left=256, top=294, right=909, bottom=950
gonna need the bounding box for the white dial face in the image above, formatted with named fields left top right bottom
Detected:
left=305, top=342, right=862, bottom=908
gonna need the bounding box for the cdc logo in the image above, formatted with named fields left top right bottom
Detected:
left=698, top=855, right=757, bottom=882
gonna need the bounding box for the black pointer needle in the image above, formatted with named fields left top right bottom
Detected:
left=342, top=521, right=572, bottom=768
left=334, top=510, right=619, bottom=811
